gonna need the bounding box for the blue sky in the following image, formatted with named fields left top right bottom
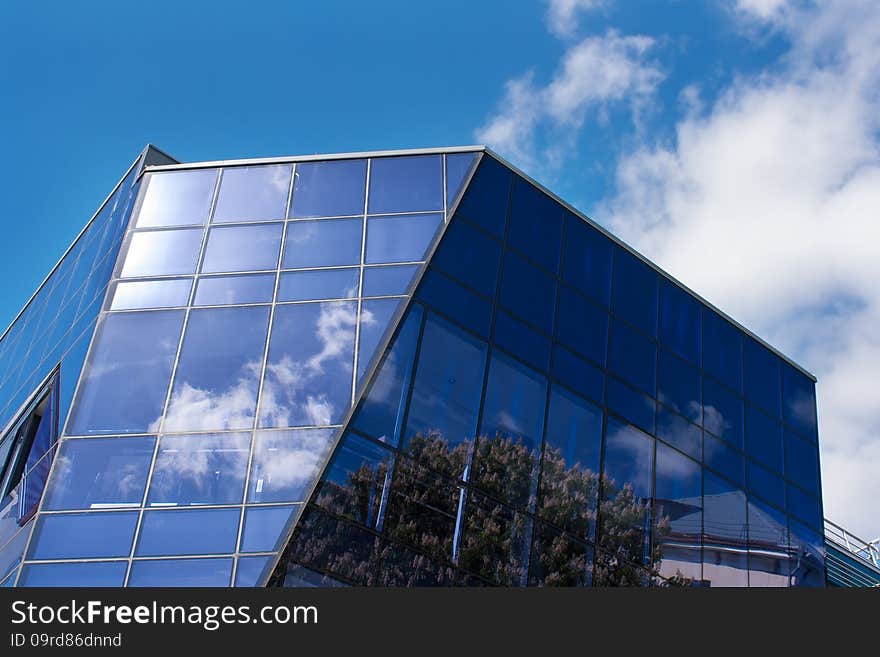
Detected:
left=1, top=1, right=878, bottom=539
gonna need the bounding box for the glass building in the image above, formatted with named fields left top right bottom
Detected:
left=0, top=146, right=825, bottom=587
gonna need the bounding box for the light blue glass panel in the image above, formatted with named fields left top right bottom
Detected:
left=213, top=164, right=292, bottom=222
left=283, top=218, right=363, bottom=269
left=27, top=511, right=138, bottom=560
left=357, top=298, right=403, bottom=383
left=240, top=505, right=298, bottom=553
left=135, top=169, right=217, bottom=228
left=136, top=508, right=240, bottom=556
left=19, top=561, right=127, bottom=587
left=362, top=264, right=420, bottom=298
left=365, top=213, right=443, bottom=264
left=368, top=155, right=442, bottom=214
left=290, top=159, right=366, bottom=218
left=128, top=557, right=232, bottom=587
left=109, top=278, right=192, bottom=310
left=235, top=555, right=272, bottom=586
left=247, top=429, right=335, bottom=503
left=194, top=273, right=276, bottom=306
left=277, top=268, right=359, bottom=302
left=201, top=223, right=283, bottom=273
left=119, top=228, right=204, bottom=278
left=445, top=153, right=478, bottom=209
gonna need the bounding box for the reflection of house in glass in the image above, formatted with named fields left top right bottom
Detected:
left=0, top=145, right=829, bottom=587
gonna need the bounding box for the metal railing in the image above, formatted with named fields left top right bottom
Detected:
left=824, top=519, right=880, bottom=569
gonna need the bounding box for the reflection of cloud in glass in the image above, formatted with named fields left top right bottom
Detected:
left=250, top=430, right=334, bottom=502
left=702, top=404, right=729, bottom=437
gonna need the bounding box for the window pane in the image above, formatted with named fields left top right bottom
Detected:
left=290, top=159, right=366, bottom=218
left=748, top=496, right=790, bottom=586
left=357, top=298, right=403, bottom=382
left=165, top=306, right=269, bottom=432
left=247, top=429, right=335, bottom=503
left=445, top=152, right=478, bottom=209
left=27, top=511, right=138, bottom=560
left=119, top=229, right=203, bottom=278
left=240, top=505, right=297, bottom=553
left=109, top=278, right=191, bottom=310
left=703, top=432, right=744, bottom=486
left=278, top=268, right=359, bottom=302
left=539, top=386, right=602, bottom=539
left=556, top=285, right=608, bottom=367
left=194, top=273, right=275, bottom=306
left=551, top=344, right=605, bottom=404
left=702, top=471, right=748, bottom=586
left=365, top=213, right=443, bottom=264
left=745, top=404, right=783, bottom=473
left=259, top=302, right=355, bottom=428
left=403, top=314, right=487, bottom=474
left=460, top=491, right=532, bottom=586
left=659, top=281, right=700, bottom=365
left=507, top=177, right=563, bottom=273
left=454, top=155, right=511, bottom=239
left=283, top=218, right=362, bottom=269
left=201, top=223, right=283, bottom=273
left=606, top=377, right=654, bottom=435
left=128, top=557, right=232, bottom=587
left=475, top=352, right=546, bottom=509
left=235, top=555, right=272, bottom=587
left=528, top=523, right=593, bottom=587
left=743, top=337, right=780, bottom=417
left=362, top=264, right=420, bottom=297
left=608, top=319, right=656, bottom=395
left=562, top=213, right=612, bottom=308
left=656, top=407, right=702, bottom=461
left=611, top=248, right=658, bottom=337
left=703, top=309, right=743, bottom=393
left=43, top=436, right=155, bottom=510
left=368, top=155, right=442, bottom=214
left=789, top=519, right=824, bottom=587
left=147, top=433, right=250, bottom=506
left=431, top=217, right=501, bottom=298
left=136, top=508, right=240, bottom=556
left=703, top=377, right=744, bottom=449
left=654, top=442, right=702, bottom=583
left=781, top=363, right=817, bottom=440
left=67, top=311, right=184, bottom=435
left=787, top=482, right=822, bottom=530
left=747, top=459, right=785, bottom=511
left=784, top=430, right=820, bottom=496
left=135, top=169, right=217, bottom=228
left=498, top=249, right=556, bottom=334
left=658, top=349, right=701, bottom=423
left=19, top=561, right=127, bottom=587
left=415, top=269, right=493, bottom=338
left=493, top=310, right=550, bottom=373
left=213, top=164, right=291, bottom=222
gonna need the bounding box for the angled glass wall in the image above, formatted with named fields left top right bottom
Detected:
left=19, top=150, right=480, bottom=586
left=270, top=153, right=824, bottom=587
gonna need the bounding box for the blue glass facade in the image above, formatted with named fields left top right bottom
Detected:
left=1, top=146, right=823, bottom=587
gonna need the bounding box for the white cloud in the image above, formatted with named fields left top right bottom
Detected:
left=546, top=0, right=605, bottom=39
left=599, top=0, right=880, bottom=539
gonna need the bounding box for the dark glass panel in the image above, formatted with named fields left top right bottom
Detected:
left=528, top=523, right=593, bottom=587
left=562, top=213, right=612, bottom=308
left=743, top=337, right=781, bottom=417
left=787, top=482, right=822, bottom=531
left=703, top=432, right=745, bottom=487
left=27, top=511, right=138, bottom=560
left=745, top=404, right=783, bottom=472
left=135, top=169, right=217, bottom=228
left=247, top=428, right=335, bottom=503
left=128, top=558, right=233, bottom=587
left=430, top=217, right=501, bottom=299
left=375, top=539, right=457, bottom=587
left=260, top=301, right=355, bottom=428
left=19, top=561, right=127, bottom=587
left=538, top=385, right=602, bottom=539
left=365, top=213, right=443, bottom=264
left=357, top=299, right=403, bottom=383
left=702, top=471, right=748, bottom=586
left=459, top=491, right=532, bottom=586
left=659, top=280, right=701, bottom=365
left=474, top=352, right=546, bottom=509
left=148, top=433, right=250, bottom=506
left=213, top=164, right=291, bottom=222
left=194, top=273, right=275, bottom=306
left=290, top=159, right=366, bottom=219
left=784, top=430, right=820, bottom=497
left=278, top=268, right=359, bottom=302
left=606, top=377, right=654, bottom=435
left=507, top=177, right=563, bottom=273
left=283, top=218, right=362, bottom=269
left=608, top=319, right=656, bottom=395
left=780, top=363, right=818, bottom=441
left=445, top=152, right=478, bottom=209
left=658, top=349, right=701, bottom=423
left=656, top=407, right=701, bottom=461
left=282, top=564, right=349, bottom=587
left=415, top=269, right=493, bottom=338
left=119, top=228, right=203, bottom=278
left=551, top=344, right=604, bottom=405
left=703, top=377, right=744, bottom=449
left=747, top=459, right=785, bottom=511
left=165, top=306, right=270, bottom=432
left=240, top=505, right=297, bottom=553
left=611, top=247, right=658, bottom=337
left=702, top=309, right=742, bottom=393
left=555, top=285, right=608, bottom=367
left=136, top=507, right=240, bottom=556
left=234, top=555, right=273, bottom=587
left=368, top=155, right=442, bottom=214
left=201, top=223, right=283, bottom=273
left=67, top=310, right=184, bottom=435
left=788, top=518, right=825, bottom=587
left=453, top=155, right=511, bottom=238
left=747, top=497, right=790, bottom=587
left=109, top=278, right=192, bottom=310
left=498, top=249, right=556, bottom=334
left=493, top=310, right=550, bottom=373
left=43, top=436, right=155, bottom=510
left=654, top=442, right=702, bottom=584
left=362, top=264, right=420, bottom=297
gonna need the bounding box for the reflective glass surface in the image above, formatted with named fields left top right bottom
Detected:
left=235, top=555, right=272, bottom=587
left=119, top=229, right=203, bottom=278
left=611, top=248, right=658, bottom=337
left=445, top=153, right=478, bottom=208
left=658, top=349, right=701, bottom=423
left=507, top=178, right=563, bottom=273
left=702, top=471, right=748, bottom=586
left=498, top=249, right=555, bottom=334
left=248, top=429, right=334, bottom=503
left=608, top=319, right=656, bottom=395
left=781, top=363, right=817, bottom=440
left=415, top=269, right=492, bottom=338
left=201, top=223, right=283, bottom=273
left=290, top=159, right=366, bottom=218
left=128, top=558, right=232, bottom=587
left=109, top=278, right=192, bottom=310
left=551, top=344, right=604, bottom=405
left=136, top=508, right=240, bottom=556
left=19, top=561, right=127, bottom=587
left=703, top=377, right=744, bottom=449
left=454, top=154, right=510, bottom=238
left=430, top=217, right=501, bottom=299
left=654, top=442, right=702, bottom=583
left=240, top=505, right=297, bottom=552
left=562, top=213, right=612, bottom=307
left=659, top=280, right=700, bottom=365
left=368, top=155, right=442, bottom=214
left=362, top=264, right=420, bottom=298
left=556, top=285, right=607, bottom=367
left=278, top=268, right=359, bottom=302
left=28, top=511, right=138, bottom=560
left=745, top=404, right=783, bottom=472
left=283, top=218, right=362, bottom=269
left=703, top=309, right=742, bottom=393
left=135, top=169, right=217, bottom=228
left=365, top=213, right=443, bottom=264
left=194, top=273, right=275, bottom=306
left=493, top=310, right=550, bottom=373
left=743, top=337, right=780, bottom=417
left=213, top=165, right=291, bottom=222
left=357, top=299, right=403, bottom=381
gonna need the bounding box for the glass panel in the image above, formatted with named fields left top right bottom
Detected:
left=780, top=363, right=817, bottom=440
left=147, top=433, right=250, bottom=506
left=213, top=164, right=291, bottom=222
left=278, top=268, right=359, bottom=302
left=562, top=213, right=612, bottom=308
left=454, top=155, right=511, bottom=238
left=357, top=298, right=403, bottom=382
left=654, top=442, right=702, bottom=584
left=787, top=482, right=822, bottom=530
left=67, top=310, right=184, bottom=435
left=784, top=430, right=820, bottom=497
left=656, top=407, right=702, bottom=461
left=362, top=264, right=420, bottom=297
left=135, top=169, right=217, bottom=228
left=136, top=507, right=240, bottom=556
left=240, top=505, right=297, bottom=553
left=556, top=285, right=608, bottom=367
left=43, top=436, right=155, bottom=510
left=201, top=223, right=283, bottom=273
left=703, top=377, right=744, bottom=449
left=611, top=247, right=658, bottom=337
left=507, top=177, right=563, bottom=273
left=608, top=319, right=656, bottom=395
left=445, top=152, right=478, bottom=208
left=743, top=337, right=780, bottom=417
left=109, top=278, right=191, bottom=310
left=247, top=429, right=335, bottom=503
left=745, top=404, right=783, bottom=472
left=702, top=471, right=748, bottom=586
left=747, top=497, right=790, bottom=587
left=475, top=352, right=546, bottom=509
left=365, top=213, right=443, bottom=264
left=235, top=555, right=272, bottom=587
left=194, top=273, right=276, bottom=306
left=493, top=310, right=550, bottom=373
left=259, top=301, right=356, bottom=428
left=459, top=491, right=532, bottom=586
left=538, top=385, right=602, bottom=540
left=27, top=511, right=138, bottom=559
left=431, top=217, right=501, bottom=298
left=19, top=561, right=127, bottom=587
left=283, top=218, right=362, bottom=269
left=551, top=344, right=605, bottom=405
left=128, top=557, right=233, bottom=587
left=703, top=432, right=745, bottom=487
left=165, top=306, right=270, bottom=432
left=498, top=249, right=556, bottom=334
left=702, top=309, right=743, bottom=393
left=659, top=280, right=700, bottom=365
left=747, top=459, right=785, bottom=511
left=658, top=349, right=701, bottom=423
left=119, top=228, right=203, bottom=278
left=368, top=155, right=442, bottom=214
left=403, top=314, right=487, bottom=474
left=788, top=519, right=824, bottom=586
left=290, top=159, right=366, bottom=218
left=416, top=269, right=493, bottom=338
left=528, top=523, right=593, bottom=587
